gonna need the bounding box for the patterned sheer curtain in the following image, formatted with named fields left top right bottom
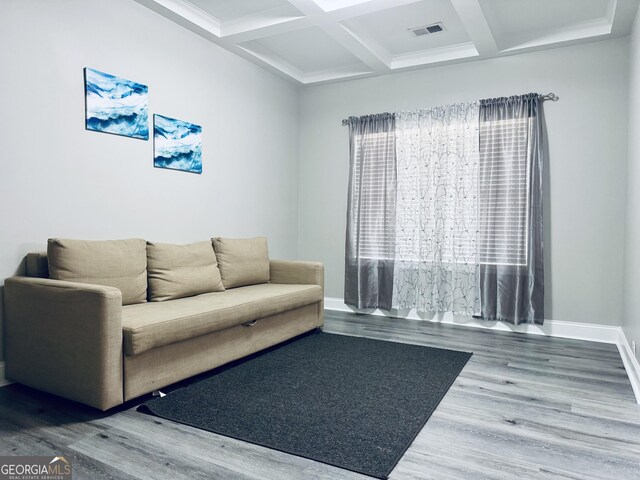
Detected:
left=344, top=113, right=397, bottom=310
left=391, top=103, right=480, bottom=314
left=476, top=94, right=544, bottom=324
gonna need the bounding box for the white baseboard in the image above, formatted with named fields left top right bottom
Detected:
left=617, top=330, right=640, bottom=405
left=324, top=297, right=621, bottom=344
left=324, top=296, right=640, bottom=404
left=0, top=362, right=11, bottom=387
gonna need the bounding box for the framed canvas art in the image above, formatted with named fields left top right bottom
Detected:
left=84, top=67, right=149, bottom=139
left=153, top=114, right=202, bottom=174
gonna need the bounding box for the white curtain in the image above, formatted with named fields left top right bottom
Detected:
left=391, top=103, right=480, bottom=314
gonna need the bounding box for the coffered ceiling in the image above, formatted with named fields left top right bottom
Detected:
left=135, top=0, right=639, bottom=85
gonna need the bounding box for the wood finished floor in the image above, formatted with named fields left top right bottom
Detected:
left=1, top=310, right=639, bottom=479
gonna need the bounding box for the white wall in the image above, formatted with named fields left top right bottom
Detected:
left=298, top=38, right=630, bottom=327
left=0, top=0, right=300, bottom=361
left=623, top=9, right=640, bottom=362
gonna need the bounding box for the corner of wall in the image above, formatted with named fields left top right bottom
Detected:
left=621, top=3, right=640, bottom=367
left=295, top=83, right=304, bottom=261
left=618, top=329, right=640, bottom=404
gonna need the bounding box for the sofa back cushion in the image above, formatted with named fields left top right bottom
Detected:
left=26, top=252, right=49, bottom=278
left=146, top=241, right=224, bottom=301
left=47, top=238, right=147, bottom=305
left=212, top=237, right=270, bottom=289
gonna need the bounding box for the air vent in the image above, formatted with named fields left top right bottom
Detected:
left=409, top=22, right=445, bottom=37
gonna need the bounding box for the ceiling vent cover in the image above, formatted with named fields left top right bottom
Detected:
left=410, top=22, right=444, bottom=37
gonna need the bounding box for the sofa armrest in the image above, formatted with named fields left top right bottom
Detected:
left=269, top=260, right=324, bottom=289
left=4, top=277, right=124, bottom=410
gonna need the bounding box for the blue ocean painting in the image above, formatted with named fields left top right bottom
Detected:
left=153, top=114, right=202, bottom=174
left=84, top=68, right=148, bottom=139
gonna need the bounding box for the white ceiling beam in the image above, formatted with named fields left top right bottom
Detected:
left=449, top=0, right=499, bottom=56
left=235, top=43, right=305, bottom=82
left=222, top=15, right=314, bottom=43
left=611, top=0, right=639, bottom=36
left=135, top=0, right=221, bottom=36
left=339, top=22, right=392, bottom=67
left=134, top=0, right=303, bottom=85
left=303, top=64, right=374, bottom=84
left=311, top=0, right=372, bottom=11
left=319, top=20, right=391, bottom=72
left=500, top=0, right=623, bottom=53
left=135, top=0, right=636, bottom=87
left=325, top=0, right=423, bottom=21
left=288, top=0, right=391, bottom=73
left=501, top=18, right=612, bottom=52
left=286, top=0, right=326, bottom=15
left=390, top=42, right=478, bottom=69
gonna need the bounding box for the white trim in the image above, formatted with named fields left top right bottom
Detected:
left=324, top=297, right=620, bottom=343
left=617, top=330, right=640, bottom=405
left=325, top=296, right=640, bottom=403
left=0, top=362, right=11, bottom=387
left=136, top=0, right=632, bottom=86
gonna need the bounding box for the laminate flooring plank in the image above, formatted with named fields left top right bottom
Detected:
left=70, top=427, right=250, bottom=480
left=392, top=442, right=601, bottom=480
left=0, top=310, right=638, bottom=479
left=409, top=415, right=639, bottom=479
left=324, top=311, right=640, bottom=479
left=460, top=363, right=634, bottom=399
left=434, top=391, right=640, bottom=460
left=92, top=410, right=370, bottom=480
left=571, top=397, right=640, bottom=425
left=0, top=423, right=138, bottom=480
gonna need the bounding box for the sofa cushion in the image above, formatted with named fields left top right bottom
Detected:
left=47, top=238, right=147, bottom=305
left=147, top=241, right=224, bottom=302
left=26, top=252, right=49, bottom=278
left=212, top=237, right=269, bottom=288
left=122, top=283, right=322, bottom=355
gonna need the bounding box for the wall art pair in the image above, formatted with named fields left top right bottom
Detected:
left=83, top=67, right=202, bottom=174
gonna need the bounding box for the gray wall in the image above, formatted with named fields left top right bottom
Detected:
left=623, top=9, right=640, bottom=362
left=0, top=0, right=633, bottom=369
left=298, top=38, right=630, bottom=327
left=0, top=0, right=300, bottom=361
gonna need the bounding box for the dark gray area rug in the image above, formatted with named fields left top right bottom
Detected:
left=139, top=330, right=471, bottom=479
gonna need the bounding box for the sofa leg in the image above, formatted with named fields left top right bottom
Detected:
left=152, top=390, right=166, bottom=398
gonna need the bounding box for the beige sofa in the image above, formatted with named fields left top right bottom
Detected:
left=4, top=238, right=324, bottom=410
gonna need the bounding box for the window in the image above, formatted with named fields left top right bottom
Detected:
left=478, top=117, right=531, bottom=266
left=394, top=121, right=479, bottom=265
left=351, top=116, right=531, bottom=267
left=350, top=130, right=396, bottom=260
left=345, top=96, right=543, bottom=318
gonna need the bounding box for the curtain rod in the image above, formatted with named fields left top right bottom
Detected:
left=341, top=93, right=559, bottom=125
left=540, top=92, right=559, bottom=101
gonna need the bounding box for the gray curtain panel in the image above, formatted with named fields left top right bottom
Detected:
left=344, top=113, right=397, bottom=309
left=477, top=94, right=545, bottom=324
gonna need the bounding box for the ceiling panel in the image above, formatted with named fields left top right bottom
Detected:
left=344, top=0, right=471, bottom=55
left=241, top=26, right=366, bottom=73
left=479, top=0, right=613, bottom=49
left=136, top=0, right=640, bottom=85
left=188, top=0, right=302, bottom=22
